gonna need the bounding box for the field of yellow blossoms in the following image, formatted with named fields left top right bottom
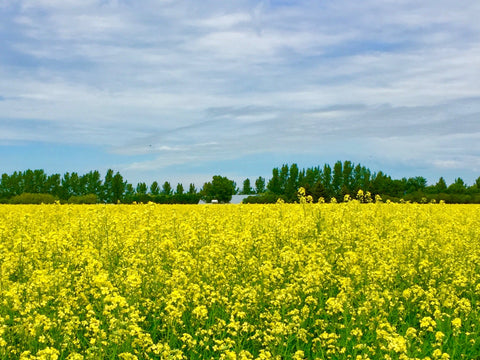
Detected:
left=1, top=201, right=480, bottom=359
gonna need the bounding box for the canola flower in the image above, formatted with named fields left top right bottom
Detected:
left=0, top=201, right=480, bottom=359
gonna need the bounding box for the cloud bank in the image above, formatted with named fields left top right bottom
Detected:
left=1, top=0, right=479, bottom=183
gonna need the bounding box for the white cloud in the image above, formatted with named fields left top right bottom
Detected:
left=194, top=12, right=252, bottom=29
left=1, top=0, right=480, bottom=181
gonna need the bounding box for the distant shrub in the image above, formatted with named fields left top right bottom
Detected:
left=10, top=193, right=56, bottom=204
left=379, top=193, right=479, bottom=204
left=171, top=193, right=201, bottom=204
left=123, top=193, right=201, bottom=204
left=242, top=193, right=287, bottom=204
left=68, top=194, right=98, bottom=204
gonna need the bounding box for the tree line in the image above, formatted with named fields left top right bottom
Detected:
left=0, top=169, right=202, bottom=204
left=240, top=161, right=480, bottom=204
left=1, top=161, right=480, bottom=204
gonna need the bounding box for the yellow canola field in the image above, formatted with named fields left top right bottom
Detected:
left=0, top=203, right=480, bottom=360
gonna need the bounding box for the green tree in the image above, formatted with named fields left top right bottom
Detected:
left=201, top=175, right=236, bottom=203
left=69, top=172, right=82, bottom=196
left=473, top=176, right=480, bottom=194
left=22, top=169, right=35, bottom=193
left=149, top=181, right=160, bottom=195
left=241, top=178, right=253, bottom=195
left=12, top=172, right=23, bottom=196
left=285, top=163, right=299, bottom=201
left=342, top=161, right=354, bottom=194
left=321, top=164, right=332, bottom=197
left=435, top=177, right=448, bottom=193
left=79, top=173, right=88, bottom=196
left=359, top=166, right=371, bottom=192
left=279, top=164, right=289, bottom=194
left=371, top=171, right=392, bottom=196
left=45, top=174, right=62, bottom=198
left=0, top=173, right=13, bottom=198
left=162, top=181, right=172, bottom=196
left=188, top=183, right=197, bottom=195
left=406, top=176, right=427, bottom=193
left=84, top=171, right=102, bottom=196
left=136, top=182, right=148, bottom=194
left=111, top=172, right=126, bottom=203
left=389, top=179, right=407, bottom=197
left=125, top=183, right=135, bottom=197
left=267, top=168, right=281, bottom=194
left=312, top=181, right=328, bottom=201
left=255, top=176, right=266, bottom=194
left=352, top=164, right=363, bottom=193
left=102, top=169, right=114, bottom=203
left=304, top=167, right=320, bottom=189
left=332, top=161, right=343, bottom=197
left=176, top=183, right=184, bottom=195
left=33, top=169, right=47, bottom=193
left=448, top=178, right=467, bottom=194
left=60, top=172, right=73, bottom=200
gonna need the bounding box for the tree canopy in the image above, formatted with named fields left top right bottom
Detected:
left=1, top=162, right=479, bottom=204
left=201, top=176, right=236, bottom=203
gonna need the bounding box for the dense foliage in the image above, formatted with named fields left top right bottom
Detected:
left=0, top=170, right=202, bottom=204
left=257, top=162, right=480, bottom=204
left=1, top=202, right=479, bottom=359
left=1, top=162, right=479, bottom=204
left=200, top=176, right=237, bottom=203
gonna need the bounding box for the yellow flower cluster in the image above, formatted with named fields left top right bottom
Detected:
left=0, top=202, right=479, bottom=359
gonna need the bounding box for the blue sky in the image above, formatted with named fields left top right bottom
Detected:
left=1, top=0, right=480, bottom=187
